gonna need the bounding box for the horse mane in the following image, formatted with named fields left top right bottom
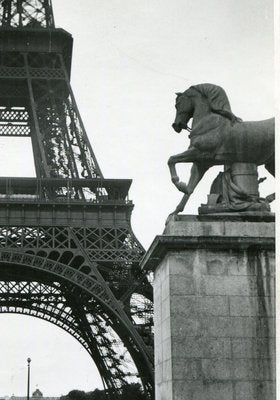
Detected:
left=188, top=83, right=242, bottom=123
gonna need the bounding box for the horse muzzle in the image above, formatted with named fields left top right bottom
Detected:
left=172, top=123, right=182, bottom=133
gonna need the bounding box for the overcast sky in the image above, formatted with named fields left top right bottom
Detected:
left=0, top=0, right=274, bottom=396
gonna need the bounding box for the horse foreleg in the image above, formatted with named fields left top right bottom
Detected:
left=168, top=146, right=201, bottom=193
left=165, top=193, right=190, bottom=225
left=168, top=162, right=210, bottom=219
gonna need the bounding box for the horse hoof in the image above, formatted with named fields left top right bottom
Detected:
left=171, top=176, right=179, bottom=184
left=165, top=213, right=179, bottom=226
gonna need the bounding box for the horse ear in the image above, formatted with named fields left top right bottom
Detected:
left=175, top=92, right=182, bottom=96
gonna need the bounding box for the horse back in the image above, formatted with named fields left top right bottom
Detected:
left=216, top=117, right=274, bottom=165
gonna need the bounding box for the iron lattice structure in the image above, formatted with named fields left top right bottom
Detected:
left=0, top=1, right=154, bottom=398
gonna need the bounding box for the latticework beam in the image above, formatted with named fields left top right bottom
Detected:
left=0, top=0, right=55, bottom=28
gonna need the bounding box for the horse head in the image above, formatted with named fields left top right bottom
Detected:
left=172, top=92, right=194, bottom=133
left=172, top=84, right=242, bottom=134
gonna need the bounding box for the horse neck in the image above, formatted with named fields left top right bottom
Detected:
left=192, top=96, right=211, bottom=126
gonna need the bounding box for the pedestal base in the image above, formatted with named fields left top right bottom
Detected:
left=142, top=215, right=275, bottom=400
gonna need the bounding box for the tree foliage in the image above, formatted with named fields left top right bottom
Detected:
left=60, top=383, right=147, bottom=400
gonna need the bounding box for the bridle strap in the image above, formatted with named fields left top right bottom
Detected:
left=176, top=94, right=193, bottom=132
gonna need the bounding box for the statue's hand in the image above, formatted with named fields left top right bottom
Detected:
left=266, top=193, right=275, bottom=203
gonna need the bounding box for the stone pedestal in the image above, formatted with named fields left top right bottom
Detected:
left=141, top=214, right=275, bottom=400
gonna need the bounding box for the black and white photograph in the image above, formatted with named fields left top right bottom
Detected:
left=0, top=0, right=275, bottom=399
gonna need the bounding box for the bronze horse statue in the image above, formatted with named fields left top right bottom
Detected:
left=168, top=83, right=274, bottom=215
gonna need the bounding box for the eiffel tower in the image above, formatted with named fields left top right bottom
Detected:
left=0, top=1, right=154, bottom=398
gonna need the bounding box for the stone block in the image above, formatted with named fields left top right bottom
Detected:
left=155, top=360, right=163, bottom=384
left=154, top=271, right=162, bottom=291
left=162, top=338, right=172, bottom=361
left=256, top=317, right=275, bottom=337
left=154, top=340, right=162, bottom=365
left=161, top=317, right=171, bottom=341
left=228, top=252, right=251, bottom=275
left=233, top=359, right=275, bottom=380
left=157, top=258, right=170, bottom=280
left=252, top=251, right=274, bottom=277
left=227, top=250, right=275, bottom=277
left=258, top=277, right=275, bottom=297
left=169, top=274, right=195, bottom=295
left=193, top=273, right=206, bottom=294
left=204, top=275, right=257, bottom=296
left=164, top=219, right=225, bottom=236
left=200, top=316, right=256, bottom=337
left=202, top=359, right=233, bottom=380
left=153, top=307, right=161, bottom=330
left=171, top=317, right=199, bottom=338
left=153, top=285, right=161, bottom=306
left=154, top=326, right=162, bottom=349
left=266, top=251, right=275, bottom=275
left=224, top=221, right=274, bottom=237
left=161, top=297, right=170, bottom=321
left=206, top=258, right=228, bottom=275
left=155, top=350, right=163, bottom=368
left=170, top=295, right=195, bottom=318
left=232, top=338, right=275, bottom=359
left=196, top=296, right=229, bottom=316
left=255, top=253, right=275, bottom=277
left=161, top=275, right=170, bottom=301
left=235, top=381, right=275, bottom=400
left=172, top=380, right=234, bottom=400
left=172, top=337, right=231, bottom=359
left=156, top=381, right=172, bottom=400
left=173, top=359, right=202, bottom=380
left=162, top=359, right=172, bottom=382
left=168, top=252, right=196, bottom=275
left=229, top=296, right=275, bottom=317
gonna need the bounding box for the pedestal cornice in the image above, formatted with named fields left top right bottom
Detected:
left=141, top=213, right=275, bottom=271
